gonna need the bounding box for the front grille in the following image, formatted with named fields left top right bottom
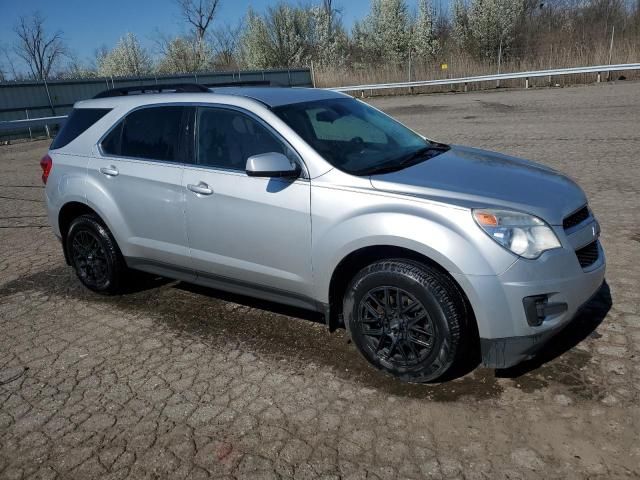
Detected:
left=563, top=205, right=590, bottom=230
left=576, top=241, right=599, bottom=268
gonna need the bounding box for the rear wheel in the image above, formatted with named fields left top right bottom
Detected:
left=343, top=259, right=466, bottom=383
left=66, top=214, right=126, bottom=294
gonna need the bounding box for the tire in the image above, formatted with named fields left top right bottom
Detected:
left=65, top=214, right=126, bottom=295
left=343, top=259, right=466, bottom=383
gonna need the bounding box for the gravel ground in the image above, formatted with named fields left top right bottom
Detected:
left=1, top=81, right=639, bottom=479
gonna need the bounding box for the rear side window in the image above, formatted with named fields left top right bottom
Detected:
left=51, top=108, right=111, bottom=149
left=118, top=106, right=185, bottom=161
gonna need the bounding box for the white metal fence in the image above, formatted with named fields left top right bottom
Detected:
left=1, top=63, right=639, bottom=135
left=328, top=63, right=640, bottom=94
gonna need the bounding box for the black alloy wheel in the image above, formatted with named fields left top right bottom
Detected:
left=70, top=229, right=110, bottom=289
left=356, top=286, right=436, bottom=368
left=66, top=214, right=126, bottom=294
left=343, top=259, right=467, bottom=382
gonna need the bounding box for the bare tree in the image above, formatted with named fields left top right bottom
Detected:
left=0, top=46, right=6, bottom=81
left=0, top=45, right=23, bottom=81
left=93, top=45, right=110, bottom=71
left=212, top=23, right=241, bottom=68
left=60, top=54, right=98, bottom=79
left=13, top=12, right=67, bottom=80
left=174, top=0, right=222, bottom=69
left=176, top=0, right=221, bottom=41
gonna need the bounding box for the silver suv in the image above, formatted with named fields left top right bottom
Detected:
left=42, top=84, right=605, bottom=382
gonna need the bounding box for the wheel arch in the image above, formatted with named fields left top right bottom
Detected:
left=326, top=245, right=478, bottom=342
left=58, top=202, right=104, bottom=265
left=58, top=202, right=101, bottom=239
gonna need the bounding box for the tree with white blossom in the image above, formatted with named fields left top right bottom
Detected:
left=469, top=0, right=525, bottom=59
left=97, top=33, right=153, bottom=77
left=413, top=0, right=439, bottom=60
left=353, top=0, right=412, bottom=65
left=240, top=4, right=314, bottom=68
left=155, top=35, right=206, bottom=73
left=451, top=0, right=472, bottom=52
left=453, top=0, right=525, bottom=59
left=311, top=1, right=348, bottom=68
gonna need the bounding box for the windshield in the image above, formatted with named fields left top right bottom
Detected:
left=272, top=97, right=447, bottom=176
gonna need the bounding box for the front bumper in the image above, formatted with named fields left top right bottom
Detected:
left=453, top=239, right=606, bottom=369
left=478, top=282, right=603, bottom=368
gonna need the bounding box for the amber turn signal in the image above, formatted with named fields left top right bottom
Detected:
left=473, top=211, right=498, bottom=227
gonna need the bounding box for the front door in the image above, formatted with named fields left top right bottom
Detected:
left=183, top=106, right=313, bottom=304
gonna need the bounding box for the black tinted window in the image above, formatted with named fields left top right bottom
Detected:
left=120, top=107, right=184, bottom=161
left=197, top=108, right=287, bottom=170
left=101, top=122, right=122, bottom=155
left=51, top=108, right=110, bottom=149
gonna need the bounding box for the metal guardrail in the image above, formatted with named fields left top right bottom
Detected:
left=329, top=63, right=640, bottom=93
left=1, top=63, right=639, bottom=134
left=0, top=115, right=66, bottom=132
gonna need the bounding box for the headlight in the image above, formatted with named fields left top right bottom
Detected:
left=473, top=209, right=561, bottom=259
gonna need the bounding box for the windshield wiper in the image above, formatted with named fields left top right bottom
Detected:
left=396, top=143, right=450, bottom=167
left=358, top=143, right=450, bottom=176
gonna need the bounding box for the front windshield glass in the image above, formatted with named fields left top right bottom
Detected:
left=273, top=97, right=446, bottom=176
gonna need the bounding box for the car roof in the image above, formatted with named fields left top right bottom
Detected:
left=75, top=87, right=349, bottom=110
left=211, top=87, right=347, bottom=107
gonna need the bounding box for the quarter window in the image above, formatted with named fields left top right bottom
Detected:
left=101, top=122, right=122, bottom=155
left=197, top=108, right=291, bottom=170
left=51, top=108, right=111, bottom=149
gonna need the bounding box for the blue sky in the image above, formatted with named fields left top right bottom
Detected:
left=1, top=1, right=452, bottom=68
left=0, top=0, right=416, bottom=67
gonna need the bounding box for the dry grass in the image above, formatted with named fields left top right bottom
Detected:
left=315, top=39, right=640, bottom=94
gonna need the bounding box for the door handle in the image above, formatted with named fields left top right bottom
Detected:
left=187, top=182, right=213, bottom=195
left=100, top=166, right=119, bottom=177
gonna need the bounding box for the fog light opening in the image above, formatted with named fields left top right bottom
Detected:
left=523, top=295, right=568, bottom=327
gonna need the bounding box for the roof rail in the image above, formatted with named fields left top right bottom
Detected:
left=92, top=83, right=210, bottom=99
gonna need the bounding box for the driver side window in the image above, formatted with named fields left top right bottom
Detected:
left=197, top=107, right=293, bottom=170
left=306, top=107, right=387, bottom=144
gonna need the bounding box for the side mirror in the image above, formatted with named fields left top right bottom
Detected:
left=246, top=152, right=300, bottom=178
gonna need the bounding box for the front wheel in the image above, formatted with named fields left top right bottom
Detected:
left=66, top=214, right=126, bottom=295
left=343, top=260, right=466, bottom=383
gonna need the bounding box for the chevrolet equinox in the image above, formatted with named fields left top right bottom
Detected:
left=42, top=84, right=605, bottom=382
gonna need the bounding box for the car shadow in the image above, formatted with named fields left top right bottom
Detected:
left=122, top=271, right=174, bottom=294
left=0, top=265, right=612, bottom=400
left=495, top=280, right=612, bottom=378
left=173, top=282, right=326, bottom=326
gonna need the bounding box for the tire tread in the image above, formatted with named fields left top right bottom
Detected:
left=66, top=214, right=126, bottom=295
left=343, top=259, right=466, bottom=383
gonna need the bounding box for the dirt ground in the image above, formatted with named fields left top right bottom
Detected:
left=1, top=81, right=639, bottom=479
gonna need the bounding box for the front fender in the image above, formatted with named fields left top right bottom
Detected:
left=311, top=185, right=517, bottom=303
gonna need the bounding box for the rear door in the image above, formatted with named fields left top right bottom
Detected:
left=182, top=106, right=313, bottom=302
left=89, top=105, right=195, bottom=279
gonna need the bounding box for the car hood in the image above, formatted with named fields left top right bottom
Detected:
left=369, top=145, right=587, bottom=226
